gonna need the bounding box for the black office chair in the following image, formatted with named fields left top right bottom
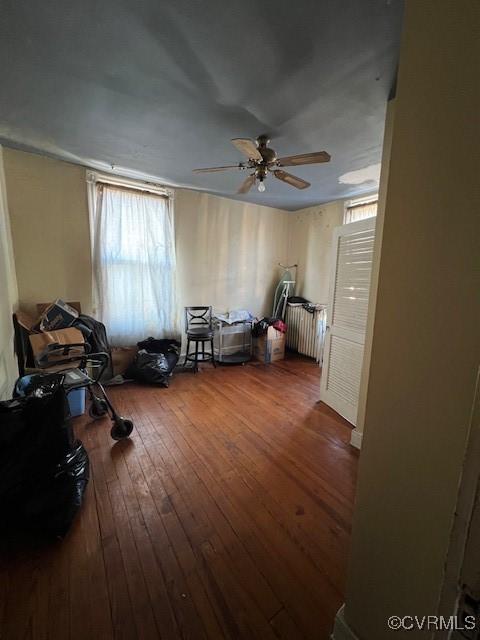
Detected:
left=184, top=306, right=216, bottom=373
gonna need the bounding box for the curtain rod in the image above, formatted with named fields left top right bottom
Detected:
left=86, top=170, right=172, bottom=198
left=96, top=181, right=169, bottom=198
left=346, top=198, right=378, bottom=210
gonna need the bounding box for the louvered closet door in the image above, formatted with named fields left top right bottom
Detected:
left=320, top=217, right=376, bottom=424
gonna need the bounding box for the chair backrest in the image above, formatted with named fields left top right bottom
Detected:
left=185, top=306, right=213, bottom=331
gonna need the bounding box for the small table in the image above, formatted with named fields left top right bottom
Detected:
left=213, top=318, right=252, bottom=364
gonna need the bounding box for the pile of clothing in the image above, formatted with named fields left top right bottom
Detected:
left=252, top=317, right=287, bottom=337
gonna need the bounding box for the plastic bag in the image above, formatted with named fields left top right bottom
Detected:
left=14, top=371, right=66, bottom=399
left=0, top=377, right=89, bottom=538
left=136, top=337, right=181, bottom=355
left=126, top=349, right=179, bottom=387
left=21, top=441, right=90, bottom=538
left=1, top=377, right=74, bottom=498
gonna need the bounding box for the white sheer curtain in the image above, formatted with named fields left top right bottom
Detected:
left=89, top=180, right=179, bottom=346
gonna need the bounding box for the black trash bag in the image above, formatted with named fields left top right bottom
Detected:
left=126, top=349, right=178, bottom=387
left=20, top=441, right=90, bottom=538
left=13, top=371, right=66, bottom=399
left=1, top=378, right=74, bottom=499
left=0, top=377, right=89, bottom=539
left=137, top=337, right=181, bottom=354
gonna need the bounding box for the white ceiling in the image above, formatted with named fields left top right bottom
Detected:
left=0, top=0, right=404, bottom=210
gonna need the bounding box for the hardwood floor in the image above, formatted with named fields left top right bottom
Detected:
left=1, top=354, right=358, bottom=640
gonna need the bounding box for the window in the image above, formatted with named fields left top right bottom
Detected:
left=87, top=173, right=179, bottom=346
left=344, top=195, right=378, bottom=224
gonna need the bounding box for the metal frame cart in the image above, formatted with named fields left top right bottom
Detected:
left=213, top=318, right=253, bottom=364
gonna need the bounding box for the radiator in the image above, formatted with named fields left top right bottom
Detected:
left=285, top=303, right=327, bottom=363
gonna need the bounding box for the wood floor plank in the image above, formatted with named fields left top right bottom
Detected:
left=118, top=443, right=210, bottom=640
left=68, top=504, right=94, bottom=640
left=158, top=398, right=339, bottom=639
left=269, top=607, right=307, bottom=640
left=1, top=354, right=358, bottom=640
left=116, top=392, right=230, bottom=640
left=46, top=541, right=70, bottom=640
left=137, top=396, right=283, bottom=622
left=190, top=379, right=355, bottom=521
left=130, top=405, right=274, bottom=638
left=106, top=479, right=160, bottom=640
left=88, top=442, right=139, bottom=640
left=179, top=390, right=351, bottom=587
left=198, top=538, right=279, bottom=640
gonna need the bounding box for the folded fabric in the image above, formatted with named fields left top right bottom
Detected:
left=214, top=309, right=254, bottom=325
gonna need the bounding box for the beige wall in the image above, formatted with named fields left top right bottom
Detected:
left=0, top=146, right=19, bottom=398
left=3, top=149, right=290, bottom=326
left=343, top=2, right=480, bottom=638
left=287, top=200, right=344, bottom=304
left=175, top=189, right=289, bottom=318
left=3, top=149, right=93, bottom=316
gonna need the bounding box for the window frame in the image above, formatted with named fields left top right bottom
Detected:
left=343, top=194, right=379, bottom=225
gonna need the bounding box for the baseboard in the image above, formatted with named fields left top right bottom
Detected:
left=350, top=428, right=363, bottom=450
left=331, top=605, right=359, bottom=640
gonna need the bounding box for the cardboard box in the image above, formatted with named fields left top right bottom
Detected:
left=15, top=309, right=38, bottom=332
left=36, top=299, right=79, bottom=331
left=29, top=327, right=85, bottom=369
left=253, top=326, right=285, bottom=363
left=36, top=301, right=81, bottom=316
left=112, top=347, right=138, bottom=376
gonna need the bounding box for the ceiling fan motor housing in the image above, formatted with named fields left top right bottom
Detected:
left=192, top=135, right=330, bottom=193
left=256, top=135, right=277, bottom=164
left=255, top=165, right=268, bottom=179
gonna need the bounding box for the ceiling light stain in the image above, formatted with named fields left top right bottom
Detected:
left=338, top=163, right=381, bottom=185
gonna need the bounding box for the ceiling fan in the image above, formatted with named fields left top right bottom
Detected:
left=193, top=135, right=331, bottom=194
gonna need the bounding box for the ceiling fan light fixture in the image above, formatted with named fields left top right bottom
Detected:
left=193, top=135, right=330, bottom=194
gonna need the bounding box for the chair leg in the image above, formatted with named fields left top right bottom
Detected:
left=211, top=339, right=216, bottom=367
left=194, top=340, right=199, bottom=373
left=184, top=338, right=191, bottom=367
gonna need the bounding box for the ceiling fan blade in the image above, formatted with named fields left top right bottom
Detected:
left=237, top=175, right=256, bottom=194
left=192, top=165, right=240, bottom=173
left=231, top=138, right=263, bottom=162
left=276, top=151, right=331, bottom=167
left=273, top=169, right=310, bottom=190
